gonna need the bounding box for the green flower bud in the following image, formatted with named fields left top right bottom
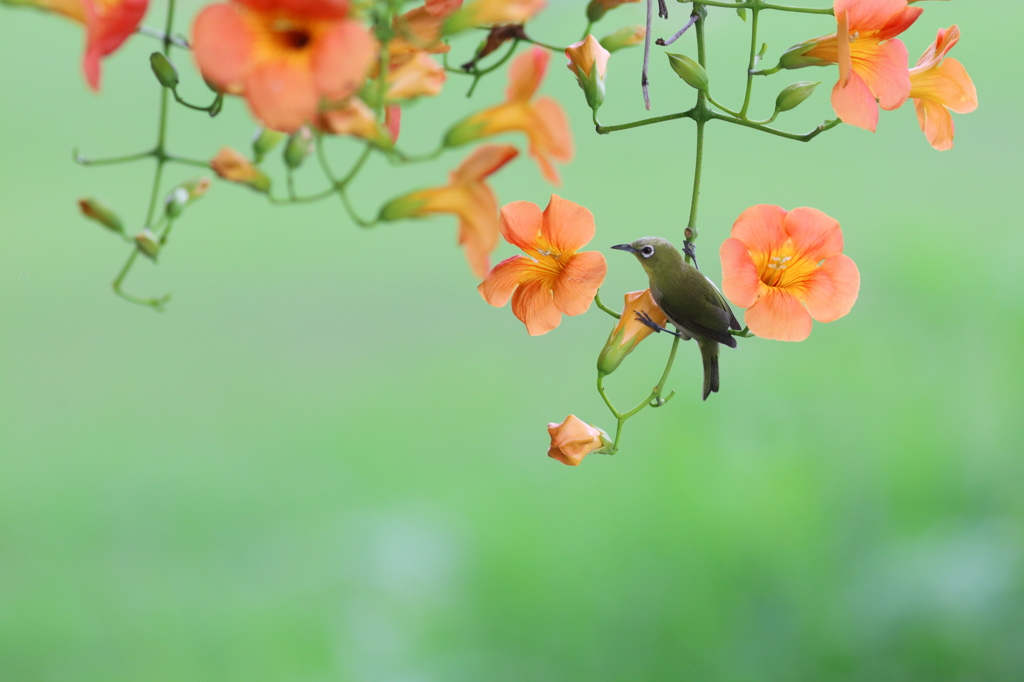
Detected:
left=164, top=177, right=210, bottom=219
left=599, top=25, right=645, bottom=53
left=586, top=1, right=607, bottom=23
left=252, top=128, right=285, bottom=163
left=77, top=197, right=123, bottom=234
left=135, top=229, right=160, bottom=259
left=149, top=52, right=179, bottom=89
left=774, top=81, right=820, bottom=113
left=778, top=41, right=829, bottom=70
left=284, top=127, right=315, bottom=169
left=443, top=117, right=488, bottom=148
left=666, top=53, right=709, bottom=92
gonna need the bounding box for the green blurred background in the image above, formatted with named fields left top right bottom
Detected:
left=2, top=1, right=1022, bottom=680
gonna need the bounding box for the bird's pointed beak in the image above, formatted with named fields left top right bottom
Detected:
left=611, top=244, right=636, bottom=253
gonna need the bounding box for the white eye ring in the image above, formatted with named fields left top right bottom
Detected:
left=641, top=245, right=655, bottom=258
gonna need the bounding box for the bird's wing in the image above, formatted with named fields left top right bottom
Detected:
left=704, top=274, right=742, bottom=330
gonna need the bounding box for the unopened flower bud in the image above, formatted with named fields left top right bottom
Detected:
left=547, top=415, right=613, bottom=466
left=135, top=229, right=160, bottom=259
left=78, top=197, right=123, bottom=233
left=210, top=147, right=271, bottom=193
left=284, top=127, right=315, bottom=169
left=251, top=128, right=285, bottom=163
left=149, top=52, right=179, bottom=89
left=774, top=81, right=820, bottom=112
left=565, top=35, right=610, bottom=111
left=778, top=40, right=829, bottom=70
left=586, top=0, right=639, bottom=23
left=597, top=290, right=668, bottom=376
left=666, top=52, right=709, bottom=92
left=163, top=177, right=210, bottom=218
left=600, top=25, right=645, bottom=53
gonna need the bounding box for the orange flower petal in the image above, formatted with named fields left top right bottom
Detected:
left=553, top=250, right=607, bottom=316
left=915, top=25, right=958, bottom=70
left=854, top=37, right=910, bottom=111
left=453, top=144, right=518, bottom=183
left=529, top=96, right=573, bottom=185
left=914, top=98, right=955, bottom=151
left=802, top=254, right=860, bottom=323
left=313, top=20, right=377, bottom=102
left=457, top=183, right=501, bottom=279
left=245, top=60, right=319, bottom=133
left=744, top=288, right=812, bottom=342
left=506, top=46, right=547, bottom=102
left=836, top=10, right=850, bottom=86
left=238, top=0, right=348, bottom=19
left=730, top=204, right=787, bottom=255
left=831, top=69, right=878, bottom=131
left=499, top=200, right=543, bottom=251
left=82, top=0, right=149, bottom=91
left=783, top=207, right=843, bottom=261
left=541, top=193, right=594, bottom=254
left=511, top=276, right=562, bottom=336
left=192, top=4, right=253, bottom=93
left=478, top=255, right=531, bottom=306
left=911, top=57, right=977, bottom=115
left=719, top=237, right=761, bottom=308
left=835, top=0, right=909, bottom=34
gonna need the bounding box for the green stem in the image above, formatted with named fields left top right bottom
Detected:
left=678, top=0, right=832, bottom=13
left=581, top=20, right=593, bottom=41
left=705, top=93, right=740, bottom=118
left=164, top=154, right=209, bottom=168
left=686, top=8, right=708, bottom=252
left=171, top=89, right=220, bottom=113
left=74, top=149, right=154, bottom=166
left=594, top=109, right=696, bottom=134
left=740, top=8, right=759, bottom=118
left=597, top=374, right=622, bottom=420
left=594, top=290, right=621, bottom=319
left=710, top=111, right=841, bottom=141
left=522, top=37, right=563, bottom=52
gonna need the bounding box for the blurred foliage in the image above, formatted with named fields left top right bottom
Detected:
left=1, top=1, right=1022, bottom=680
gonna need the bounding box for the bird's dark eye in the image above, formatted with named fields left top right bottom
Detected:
left=641, top=245, right=655, bottom=258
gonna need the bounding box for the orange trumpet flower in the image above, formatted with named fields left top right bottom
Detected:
left=720, top=205, right=859, bottom=342
left=547, top=415, right=612, bottom=466
left=191, top=0, right=376, bottom=133
left=378, top=145, right=519, bottom=278
left=445, top=47, right=573, bottom=184
left=478, top=195, right=606, bottom=336
left=5, top=0, right=148, bottom=91
left=909, top=25, right=977, bottom=151
left=781, top=0, right=922, bottom=131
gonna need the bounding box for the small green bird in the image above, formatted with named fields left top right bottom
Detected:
left=612, top=237, right=741, bottom=400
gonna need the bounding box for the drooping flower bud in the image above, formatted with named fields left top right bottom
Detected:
left=210, top=148, right=271, bottom=193
left=600, top=25, right=645, bottom=53
left=597, top=289, right=668, bottom=376
left=565, top=35, right=610, bottom=111
left=77, top=197, right=123, bottom=234
left=774, top=81, right=820, bottom=113
left=666, top=52, right=709, bottom=91
left=135, top=229, right=160, bottom=259
left=283, top=127, right=315, bottom=169
left=149, top=52, right=179, bottom=89
left=547, top=415, right=613, bottom=466
left=164, top=177, right=211, bottom=218
left=252, top=128, right=285, bottom=163
left=316, top=99, right=396, bottom=149
left=778, top=40, right=830, bottom=70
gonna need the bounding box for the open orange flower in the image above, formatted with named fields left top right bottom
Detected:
left=378, top=145, right=519, bottom=278
left=720, top=205, right=859, bottom=342
left=191, top=0, right=376, bottom=133
left=909, top=25, right=977, bottom=151
left=781, top=0, right=921, bottom=131
left=547, top=415, right=611, bottom=466
left=479, top=195, right=606, bottom=335
left=392, top=0, right=461, bottom=56
left=445, top=47, right=573, bottom=184
left=315, top=98, right=396, bottom=148
left=6, top=0, right=148, bottom=90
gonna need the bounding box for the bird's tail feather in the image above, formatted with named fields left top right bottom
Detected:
left=700, top=341, right=719, bottom=401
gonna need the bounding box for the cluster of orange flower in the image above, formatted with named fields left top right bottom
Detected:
left=5, top=0, right=977, bottom=465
